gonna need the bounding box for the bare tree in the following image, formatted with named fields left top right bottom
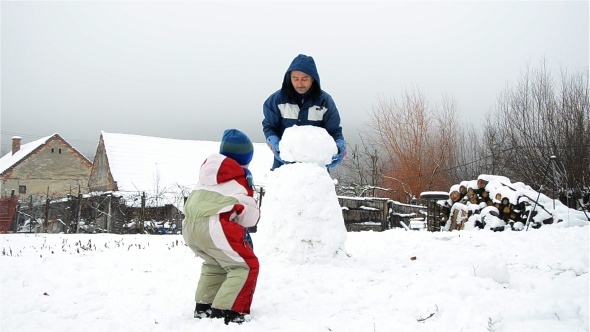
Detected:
left=449, top=122, right=488, bottom=182
left=337, top=60, right=587, bottom=209
left=367, top=85, right=459, bottom=202
left=333, top=136, right=388, bottom=197
left=484, top=60, right=589, bottom=206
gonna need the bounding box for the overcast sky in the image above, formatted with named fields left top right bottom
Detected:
left=1, top=1, right=588, bottom=158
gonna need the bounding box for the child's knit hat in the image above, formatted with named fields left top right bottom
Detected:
left=219, top=129, right=254, bottom=166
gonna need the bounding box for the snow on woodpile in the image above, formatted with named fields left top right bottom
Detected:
left=441, top=174, right=588, bottom=231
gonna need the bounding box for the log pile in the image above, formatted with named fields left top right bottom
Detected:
left=442, top=175, right=555, bottom=232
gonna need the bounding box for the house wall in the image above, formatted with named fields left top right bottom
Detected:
left=88, top=138, right=117, bottom=192
left=1, top=138, right=92, bottom=199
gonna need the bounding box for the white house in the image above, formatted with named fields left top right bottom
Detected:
left=88, top=131, right=274, bottom=212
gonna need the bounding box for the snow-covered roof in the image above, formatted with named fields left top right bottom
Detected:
left=100, top=131, right=274, bottom=197
left=0, top=134, right=55, bottom=175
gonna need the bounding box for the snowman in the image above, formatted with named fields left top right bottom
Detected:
left=256, top=125, right=348, bottom=264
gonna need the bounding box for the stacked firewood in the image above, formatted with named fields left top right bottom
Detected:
left=443, top=175, right=554, bottom=232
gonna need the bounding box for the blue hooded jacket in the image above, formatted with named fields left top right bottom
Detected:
left=262, top=54, right=344, bottom=143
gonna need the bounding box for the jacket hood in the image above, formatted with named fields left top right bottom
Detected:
left=282, top=54, right=321, bottom=100
left=199, top=153, right=246, bottom=186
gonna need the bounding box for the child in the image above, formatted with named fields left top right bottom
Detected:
left=182, top=129, right=260, bottom=325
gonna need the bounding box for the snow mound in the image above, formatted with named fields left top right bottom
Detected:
left=475, top=260, right=511, bottom=284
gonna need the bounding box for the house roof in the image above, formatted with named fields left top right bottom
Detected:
left=0, top=134, right=55, bottom=175
left=99, top=131, right=274, bottom=197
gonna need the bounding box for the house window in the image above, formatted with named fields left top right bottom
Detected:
left=51, top=148, right=54, bottom=153
left=19, top=185, right=26, bottom=194
left=59, top=148, right=62, bottom=154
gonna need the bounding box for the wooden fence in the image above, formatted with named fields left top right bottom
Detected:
left=10, top=193, right=182, bottom=234
left=338, top=197, right=390, bottom=231
left=338, top=197, right=427, bottom=232
left=5, top=191, right=445, bottom=234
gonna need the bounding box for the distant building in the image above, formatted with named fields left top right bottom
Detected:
left=0, top=134, right=92, bottom=200
left=87, top=131, right=273, bottom=233
left=88, top=131, right=273, bottom=204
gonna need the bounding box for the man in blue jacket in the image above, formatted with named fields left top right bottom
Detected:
left=262, top=54, right=345, bottom=170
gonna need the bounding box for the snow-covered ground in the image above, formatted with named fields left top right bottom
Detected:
left=1, top=228, right=588, bottom=331
left=1, top=126, right=588, bottom=331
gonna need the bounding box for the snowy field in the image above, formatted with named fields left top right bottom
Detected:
left=1, top=226, right=588, bottom=332
left=1, top=126, right=588, bottom=331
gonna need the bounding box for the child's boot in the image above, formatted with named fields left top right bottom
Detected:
left=194, top=303, right=212, bottom=318
left=223, top=310, right=246, bottom=325
left=209, top=308, right=225, bottom=320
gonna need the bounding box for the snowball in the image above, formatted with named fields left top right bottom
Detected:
left=279, top=125, right=337, bottom=166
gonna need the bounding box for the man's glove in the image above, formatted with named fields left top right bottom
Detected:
left=266, top=135, right=284, bottom=163
left=327, top=139, right=346, bottom=169
left=244, top=168, right=254, bottom=189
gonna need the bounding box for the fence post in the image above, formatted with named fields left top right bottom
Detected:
left=29, top=196, right=34, bottom=232
left=381, top=200, right=388, bottom=231
left=43, top=187, right=50, bottom=232
left=107, top=195, right=112, bottom=233
left=65, top=195, right=71, bottom=233
left=90, top=200, right=96, bottom=231
left=11, top=200, right=20, bottom=232
left=44, top=197, right=50, bottom=233
left=76, top=193, right=82, bottom=233
left=140, top=192, right=146, bottom=234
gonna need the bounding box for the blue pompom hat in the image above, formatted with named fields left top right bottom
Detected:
left=219, top=129, right=254, bottom=166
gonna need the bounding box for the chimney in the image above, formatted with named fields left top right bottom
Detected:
left=12, top=136, right=22, bottom=155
